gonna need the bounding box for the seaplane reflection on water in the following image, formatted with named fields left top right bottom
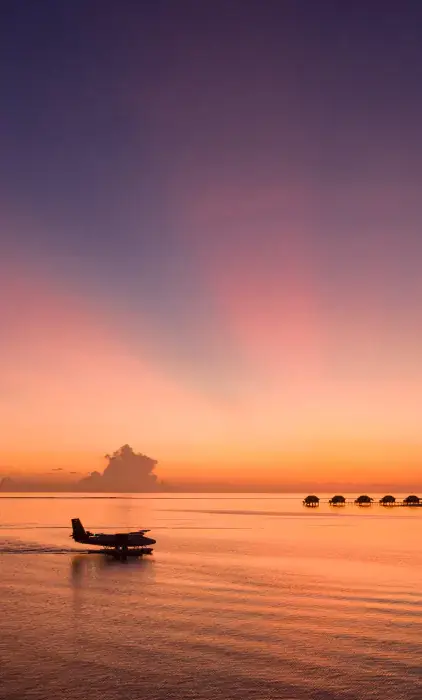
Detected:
left=71, top=518, right=156, bottom=560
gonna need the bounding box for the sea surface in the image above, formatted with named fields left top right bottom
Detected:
left=0, top=493, right=421, bottom=700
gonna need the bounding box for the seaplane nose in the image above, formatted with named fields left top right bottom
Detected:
left=145, top=537, right=156, bottom=545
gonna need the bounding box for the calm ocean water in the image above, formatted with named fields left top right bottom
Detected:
left=0, top=494, right=421, bottom=700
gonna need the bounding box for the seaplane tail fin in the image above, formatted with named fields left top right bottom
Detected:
left=71, top=518, right=87, bottom=541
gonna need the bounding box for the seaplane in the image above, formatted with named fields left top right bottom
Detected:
left=71, top=518, right=156, bottom=559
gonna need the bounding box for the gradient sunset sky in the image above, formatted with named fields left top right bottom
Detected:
left=1, top=1, right=421, bottom=487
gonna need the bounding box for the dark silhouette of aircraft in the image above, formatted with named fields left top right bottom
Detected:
left=71, top=518, right=156, bottom=558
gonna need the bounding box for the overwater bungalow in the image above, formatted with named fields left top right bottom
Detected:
left=379, top=495, right=396, bottom=506
left=355, top=495, right=373, bottom=506
left=329, top=495, right=346, bottom=506
left=303, top=495, right=319, bottom=507
left=403, top=495, right=420, bottom=506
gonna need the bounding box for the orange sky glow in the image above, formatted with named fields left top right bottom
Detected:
left=1, top=232, right=421, bottom=489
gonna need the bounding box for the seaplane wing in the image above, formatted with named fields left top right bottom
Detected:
left=71, top=518, right=156, bottom=558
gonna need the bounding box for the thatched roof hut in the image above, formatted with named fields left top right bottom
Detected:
left=355, top=495, right=373, bottom=506
left=329, top=495, right=346, bottom=505
left=403, top=495, right=420, bottom=506
left=379, top=495, right=396, bottom=505
left=303, top=495, right=319, bottom=507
